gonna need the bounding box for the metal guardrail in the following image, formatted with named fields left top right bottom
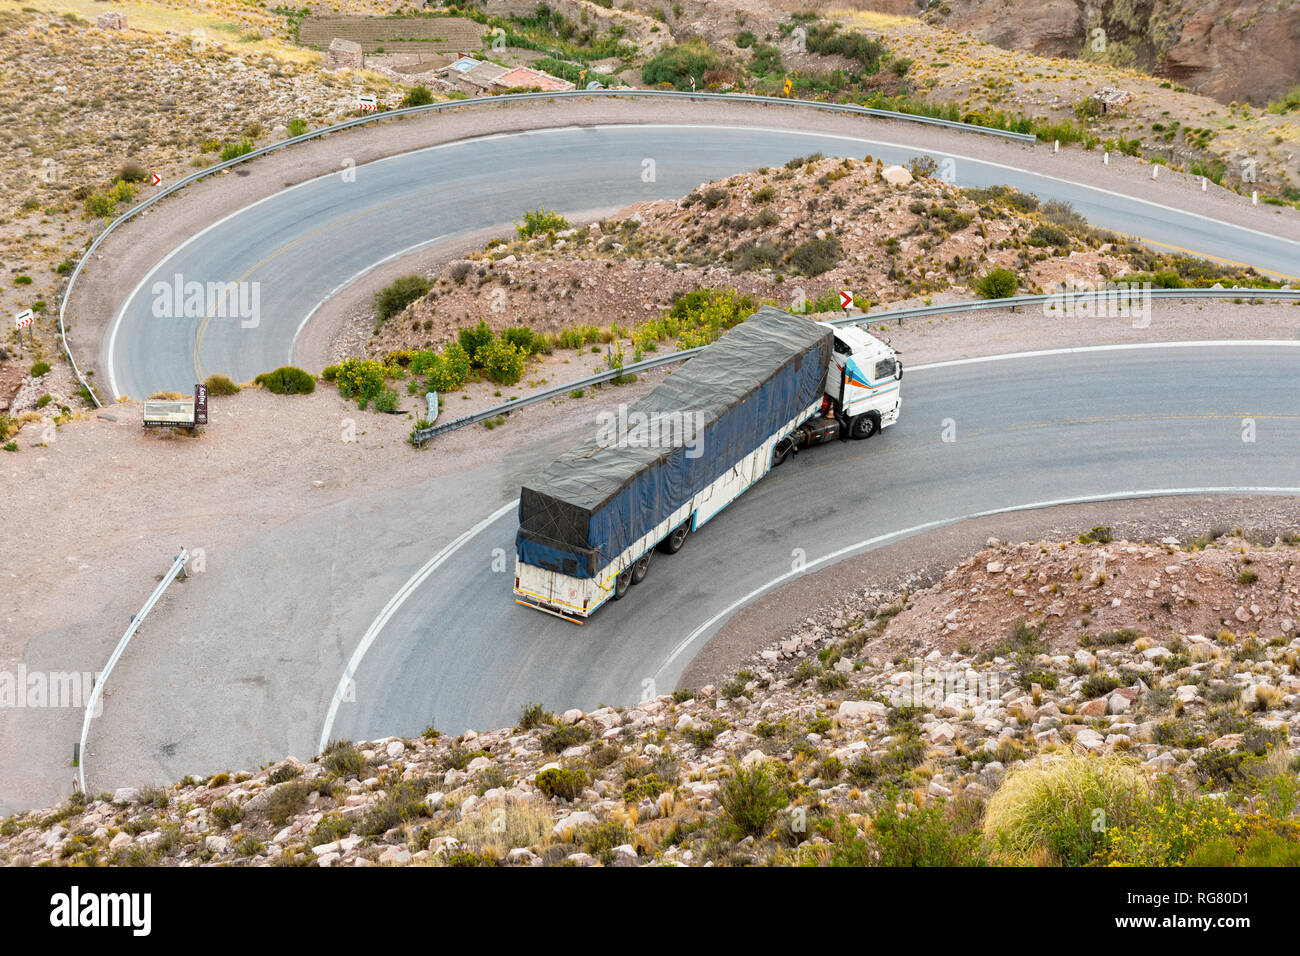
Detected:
left=76, top=549, right=189, bottom=794
left=410, top=286, right=1300, bottom=445
left=60, top=89, right=1040, bottom=407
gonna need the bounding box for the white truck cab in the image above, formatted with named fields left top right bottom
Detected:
left=822, top=324, right=903, bottom=439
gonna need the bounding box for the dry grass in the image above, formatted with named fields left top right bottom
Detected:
left=983, top=752, right=1151, bottom=865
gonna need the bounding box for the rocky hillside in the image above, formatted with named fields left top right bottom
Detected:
left=4, top=529, right=1298, bottom=867
left=924, top=0, right=1300, bottom=108
left=363, top=153, right=1266, bottom=358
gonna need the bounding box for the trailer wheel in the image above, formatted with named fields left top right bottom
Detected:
left=657, top=520, right=690, bottom=554
left=612, top=567, right=633, bottom=600
left=631, top=552, right=652, bottom=584
left=849, top=412, right=879, bottom=440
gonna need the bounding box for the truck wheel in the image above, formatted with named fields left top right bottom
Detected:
left=631, top=552, right=652, bottom=584
left=612, top=567, right=633, bottom=600
left=849, top=412, right=879, bottom=440
left=657, top=520, right=690, bottom=554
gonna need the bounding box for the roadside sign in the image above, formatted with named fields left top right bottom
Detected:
left=150, top=173, right=162, bottom=186
left=14, top=309, right=33, bottom=330
left=839, top=290, right=853, bottom=311
left=783, top=76, right=793, bottom=96
left=689, top=76, right=695, bottom=92
left=358, top=94, right=377, bottom=111
left=194, top=383, right=208, bottom=426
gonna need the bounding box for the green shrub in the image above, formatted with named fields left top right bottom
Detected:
left=209, top=801, right=245, bottom=829
left=320, top=365, right=340, bottom=382
left=718, top=763, right=787, bottom=838
left=400, top=85, right=435, bottom=108
left=267, top=780, right=309, bottom=827
left=749, top=43, right=782, bottom=76
left=361, top=778, right=429, bottom=835
left=30, top=361, right=51, bottom=377
left=458, top=319, right=496, bottom=362
left=220, top=139, right=254, bottom=162
left=286, top=118, right=309, bottom=137
left=516, top=702, right=553, bottom=730
left=502, top=326, right=541, bottom=355
left=641, top=41, right=723, bottom=90
left=540, top=722, right=591, bottom=754
left=203, top=374, right=239, bottom=396
left=335, top=358, right=387, bottom=405
left=1027, top=222, right=1069, bottom=247
left=478, top=339, right=526, bottom=385
left=373, top=275, right=430, bottom=324
left=254, top=365, right=315, bottom=395
left=984, top=753, right=1149, bottom=865
left=831, top=796, right=987, bottom=866
left=787, top=238, right=841, bottom=277
left=372, top=387, right=400, bottom=413
left=321, top=740, right=367, bottom=779
left=117, top=161, right=149, bottom=183
left=82, top=179, right=138, bottom=218
left=516, top=207, right=569, bottom=238
left=535, top=767, right=588, bottom=800
left=975, top=267, right=1019, bottom=299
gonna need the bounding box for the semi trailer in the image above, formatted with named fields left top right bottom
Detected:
left=513, top=305, right=902, bottom=622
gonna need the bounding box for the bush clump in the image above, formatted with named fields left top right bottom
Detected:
left=535, top=767, right=588, bottom=801
left=975, top=267, right=1019, bottom=299
left=477, top=339, right=526, bottom=386
left=515, top=207, right=570, bottom=239
left=718, top=762, right=787, bottom=838
left=254, top=366, right=315, bottom=395
left=641, top=41, right=723, bottom=90
left=335, top=358, right=387, bottom=407
left=983, top=753, right=1149, bottom=865
left=373, top=275, right=430, bottom=325
left=203, top=374, right=239, bottom=396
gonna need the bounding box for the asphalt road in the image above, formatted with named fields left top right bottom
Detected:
left=105, top=123, right=1300, bottom=400
left=327, top=344, right=1300, bottom=742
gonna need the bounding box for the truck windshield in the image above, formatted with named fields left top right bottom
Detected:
left=875, top=357, right=897, bottom=379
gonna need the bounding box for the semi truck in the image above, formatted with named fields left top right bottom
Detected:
left=513, top=305, right=902, bottom=622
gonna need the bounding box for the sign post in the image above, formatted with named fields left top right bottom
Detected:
left=14, top=308, right=33, bottom=346
left=194, top=382, right=208, bottom=426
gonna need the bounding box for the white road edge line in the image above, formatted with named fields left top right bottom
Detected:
left=320, top=339, right=1300, bottom=744
left=105, top=122, right=1300, bottom=397
left=316, top=499, right=518, bottom=755
left=288, top=234, right=448, bottom=363
left=655, top=486, right=1300, bottom=682
left=908, top=339, right=1300, bottom=372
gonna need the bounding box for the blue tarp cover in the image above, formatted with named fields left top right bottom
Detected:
left=517, top=307, right=832, bottom=578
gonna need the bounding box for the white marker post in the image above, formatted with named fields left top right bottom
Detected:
left=1103, top=151, right=1110, bottom=165
left=1151, top=165, right=1159, bottom=180
left=14, top=308, right=33, bottom=346
left=1252, top=190, right=1258, bottom=206
left=1202, top=177, right=1208, bottom=191
left=1053, top=140, right=1059, bottom=154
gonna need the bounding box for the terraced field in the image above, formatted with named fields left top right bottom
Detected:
left=298, top=15, right=485, bottom=53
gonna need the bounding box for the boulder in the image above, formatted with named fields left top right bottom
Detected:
left=880, top=165, right=913, bottom=186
